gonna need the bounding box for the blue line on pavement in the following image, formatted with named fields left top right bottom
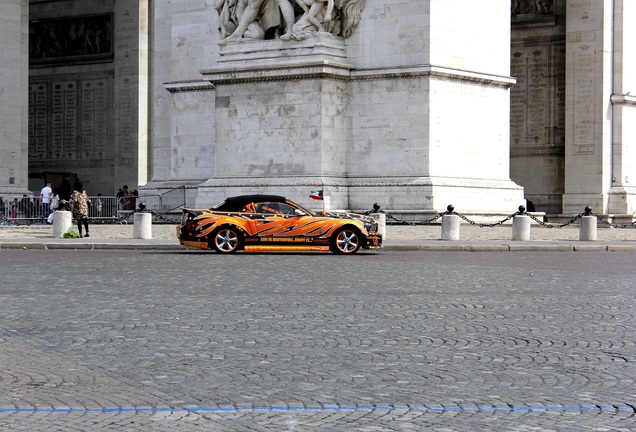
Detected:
left=0, top=404, right=633, bottom=415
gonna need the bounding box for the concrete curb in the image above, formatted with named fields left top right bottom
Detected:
left=1, top=240, right=636, bottom=252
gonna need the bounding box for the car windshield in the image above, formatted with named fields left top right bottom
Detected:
left=210, top=196, right=315, bottom=216
left=287, top=201, right=314, bottom=216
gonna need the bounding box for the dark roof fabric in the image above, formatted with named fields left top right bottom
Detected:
left=213, top=194, right=288, bottom=211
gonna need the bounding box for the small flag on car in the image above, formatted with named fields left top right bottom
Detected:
left=309, top=189, right=324, bottom=200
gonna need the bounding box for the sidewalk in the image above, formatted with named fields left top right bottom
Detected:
left=2, top=222, right=636, bottom=251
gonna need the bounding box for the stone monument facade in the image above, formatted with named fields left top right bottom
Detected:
left=17, top=0, right=148, bottom=196
left=2, top=1, right=634, bottom=218
left=510, top=0, right=636, bottom=215
left=149, top=0, right=525, bottom=214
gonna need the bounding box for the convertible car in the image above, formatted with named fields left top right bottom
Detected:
left=177, top=194, right=383, bottom=254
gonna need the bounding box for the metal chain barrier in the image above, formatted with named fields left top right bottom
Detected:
left=523, top=210, right=583, bottom=229
left=144, top=208, right=181, bottom=224
left=364, top=203, right=444, bottom=225
left=366, top=204, right=519, bottom=227
left=365, top=203, right=636, bottom=229
left=134, top=203, right=181, bottom=224
left=448, top=205, right=518, bottom=228
left=590, top=209, right=636, bottom=229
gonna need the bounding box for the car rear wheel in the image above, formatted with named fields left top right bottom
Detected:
left=211, top=227, right=242, bottom=253
left=331, top=227, right=361, bottom=254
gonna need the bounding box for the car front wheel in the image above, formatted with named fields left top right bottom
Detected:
left=211, top=227, right=242, bottom=253
left=331, top=228, right=361, bottom=254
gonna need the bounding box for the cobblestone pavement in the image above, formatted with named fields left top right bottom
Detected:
left=0, top=249, right=635, bottom=431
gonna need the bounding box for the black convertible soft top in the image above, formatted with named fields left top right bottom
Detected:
left=212, top=194, right=288, bottom=212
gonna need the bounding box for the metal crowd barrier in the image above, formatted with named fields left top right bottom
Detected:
left=0, top=194, right=180, bottom=225
left=0, top=195, right=45, bottom=225
left=1, top=186, right=186, bottom=225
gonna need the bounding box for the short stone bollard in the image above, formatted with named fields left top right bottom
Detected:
left=512, top=214, right=531, bottom=241
left=133, top=212, right=152, bottom=239
left=52, top=210, right=73, bottom=238
left=441, top=214, right=460, bottom=241
left=579, top=215, right=597, bottom=241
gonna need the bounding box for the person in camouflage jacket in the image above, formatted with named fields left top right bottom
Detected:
left=70, top=181, right=90, bottom=237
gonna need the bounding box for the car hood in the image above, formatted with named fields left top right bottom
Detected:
left=317, top=210, right=375, bottom=223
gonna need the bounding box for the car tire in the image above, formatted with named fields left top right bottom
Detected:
left=331, top=227, right=361, bottom=254
left=211, top=226, right=242, bottom=253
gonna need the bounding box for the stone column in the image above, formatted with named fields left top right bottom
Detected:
left=563, top=0, right=629, bottom=214
left=0, top=0, right=29, bottom=194
left=608, top=1, right=636, bottom=215
left=113, top=0, right=149, bottom=189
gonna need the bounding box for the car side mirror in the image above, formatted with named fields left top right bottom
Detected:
left=294, top=209, right=305, bottom=216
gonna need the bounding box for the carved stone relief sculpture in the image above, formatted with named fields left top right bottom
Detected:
left=29, top=14, right=113, bottom=66
left=217, top=0, right=365, bottom=44
left=511, top=0, right=554, bottom=16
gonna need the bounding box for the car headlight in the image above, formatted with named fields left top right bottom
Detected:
left=364, top=220, right=378, bottom=233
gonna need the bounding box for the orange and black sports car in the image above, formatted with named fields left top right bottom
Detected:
left=177, top=194, right=383, bottom=254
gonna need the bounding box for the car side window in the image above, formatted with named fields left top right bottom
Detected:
left=255, top=202, right=296, bottom=215
left=240, top=203, right=258, bottom=213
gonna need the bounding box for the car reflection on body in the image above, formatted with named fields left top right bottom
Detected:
left=176, top=194, right=383, bottom=254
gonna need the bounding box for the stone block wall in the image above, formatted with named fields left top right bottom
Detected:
left=348, top=77, right=429, bottom=178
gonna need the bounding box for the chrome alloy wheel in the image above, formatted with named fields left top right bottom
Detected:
left=334, top=229, right=361, bottom=254
left=213, top=228, right=240, bottom=253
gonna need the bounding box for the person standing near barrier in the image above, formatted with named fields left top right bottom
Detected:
left=95, top=193, right=103, bottom=217
left=40, top=182, right=53, bottom=217
left=20, top=195, right=35, bottom=219
left=47, top=193, right=59, bottom=224
left=116, top=186, right=129, bottom=215
left=11, top=198, right=18, bottom=219
left=130, top=189, right=138, bottom=211
left=70, top=181, right=90, bottom=237
left=58, top=176, right=73, bottom=210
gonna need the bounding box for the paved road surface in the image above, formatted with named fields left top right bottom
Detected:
left=1, top=249, right=635, bottom=431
